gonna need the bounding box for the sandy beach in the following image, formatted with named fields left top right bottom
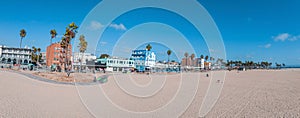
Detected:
left=0, top=69, right=300, bottom=118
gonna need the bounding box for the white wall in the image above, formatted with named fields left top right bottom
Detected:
left=73, top=52, right=96, bottom=65
left=200, top=59, right=205, bottom=69
left=0, top=47, right=2, bottom=57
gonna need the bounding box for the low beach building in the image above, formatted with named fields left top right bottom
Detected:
left=0, top=45, right=32, bottom=65
left=95, top=58, right=135, bottom=72
left=181, top=57, right=211, bottom=70
left=72, top=52, right=97, bottom=70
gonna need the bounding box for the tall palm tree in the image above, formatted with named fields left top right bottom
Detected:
left=31, top=46, right=37, bottom=63
left=184, top=52, right=189, bottom=66
left=210, top=57, right=215, bottom=65
left=19, top=29, right=26, bottom=48
left=60, top=22, right=78, bottom=72
left=190, top=53, right=195, bottom=67
left=200, top=55, right=204, bottom=59
left=79, top=35, right=87, bottom=53
left=205, top=55, right=209, bottom=62
left=229, top=60, right=233, bottom=68
left=79, top=35, right=88, bottom=72
left=146, top=44, right=152, bottom=51
left=268, top=62, right=272, bottom=69
left=210, top=57, right=213, bottom=61
left=167, top=50, right=172, bottom=63
left=226, top=60, right=230, bottom=67
left=50, top=29, right=57, bottom=44
left=37, top=48, right=41, bottom=65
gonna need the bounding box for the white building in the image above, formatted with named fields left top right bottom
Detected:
left=72, top=52, right=97, bottom=70
left=200, top=58, right=205, bottom=69
left=131, top=50, right=156, bottom=72
left=40, top=52, right=47, bottom=65
left=96, top=58, right=135, bottom=72
left=0, top=45, right=32, bottom=65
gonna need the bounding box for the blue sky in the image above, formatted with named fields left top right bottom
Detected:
left=0, top=0, right=299, bottom=66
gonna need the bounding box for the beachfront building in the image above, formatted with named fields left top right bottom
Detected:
left=153, top=61, right=181, bottom=72
left=200, top=58, right=205, bottom=69
left=46, top=43, right=72, bottom=69
left=72, top=52, right=97, bottom=70
left=0, top=45, right=32, bottom=65
left=40, top=52, right=47, bottom=66
left=131, top=50, right=156, bottom=72
left=181, top=57, right=193, bottom=67
left=181, top=57, right=210, bottom=70
left=95, top=57, right=135, bottom=72
left=181, top=58, right=202, bottom=67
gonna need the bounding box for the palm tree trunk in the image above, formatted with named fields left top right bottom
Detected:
left=80, top=52, right=83, bottom=73
left=65, top=44, right=68, bottom=72
left=20, top=38, right=23, bottom=48
left=168, top=55, right=170, bottom=71
left=186, top=58, right=187, bottom=67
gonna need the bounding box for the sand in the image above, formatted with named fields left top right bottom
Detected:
left=0, top=69, right=299, bottom=118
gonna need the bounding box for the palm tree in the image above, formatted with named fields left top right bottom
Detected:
left=206, top=57, right=211, bottom=69
left=268, top=62, right=272, bottom=69
left=229, top=60, right=233, bottom=68
left=99, top=54, right=109, bottom=59
left=249, top=61, right=254, bottom=69
left=50, top=29, right=57, bottom=44
left=210, top=57, right=215, bottom=66
left=79, top=35, right=88, bottom=72
left=217, top=58, right=224, bottom=65
left=60, top=22, right=78, bottom=72
left=167, top=49, right=172, bottom=63
left=37, top=48, right=41, bottom=65
left=19, top=29, right=26, bottom=48
left=205, top=55, right=209, bottom=62
left=210, top=57, right=213, bottom=62
left=190, top=53, right=195, bottom=67
left=31, top=46, right=37, bottom=63
left=184, top=52, right=189, bottom=66
left=200, top=55, right=204, bottom=59
left=226, top=60, right=230, bottom=67
left=275, top=63, right=282, bottom=69
left=146, top=44, right=152, bottom=51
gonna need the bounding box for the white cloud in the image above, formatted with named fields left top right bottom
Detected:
left=109, top=23, right=127, bottom=31
left=88, top=21, right=104, bottom=31
left=99, top=41, right=107, bottom=46
left=259, top=43, right=271, bottom=49
left=272, top=33, right=300, bottom=42
left=289, top=35, right=300, bottom=41
left=264, top=43, right=271, bottom=48
left=87, top=21, right=127, bottom=31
